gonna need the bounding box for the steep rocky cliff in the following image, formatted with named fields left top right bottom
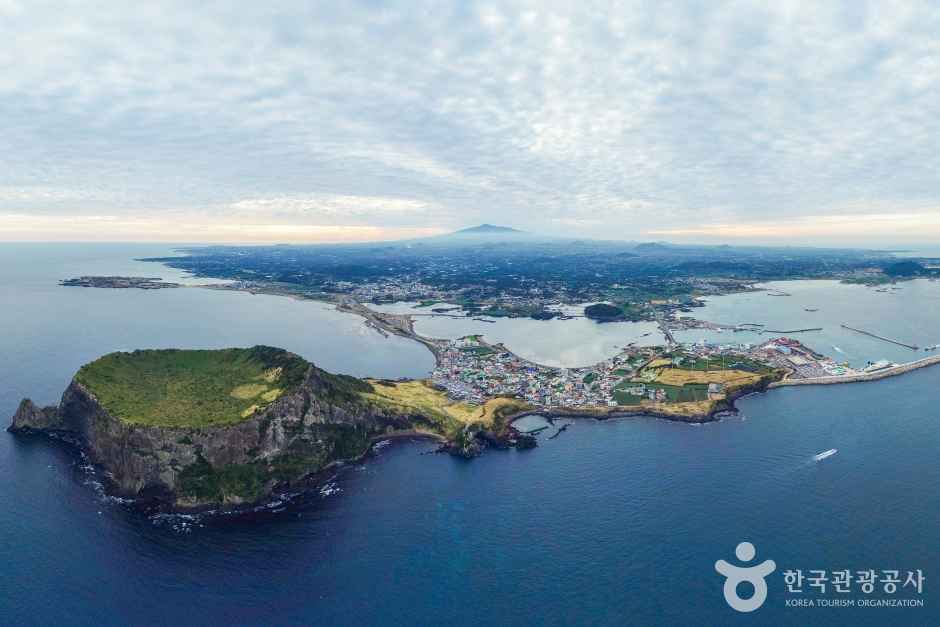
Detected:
left=9, top=348, right=421, bottom=511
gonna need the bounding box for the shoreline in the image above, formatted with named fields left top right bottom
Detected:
left=502, top=374, right=767, bottom=425
left=35, top=428, right=450, bottom=519
left=178, top=430, right=448, bottom=517
left=505, top=406, right=719, bottom=425
left=161, top=430, right=449, bottom=516
left=57, top=277, right=940, bottom=421
left=18, top=275, right=940, bottom=520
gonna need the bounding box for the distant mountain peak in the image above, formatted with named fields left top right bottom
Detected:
left=635, top=241, right=672, bottom=251
left=454, top=224, right=524, bottom=235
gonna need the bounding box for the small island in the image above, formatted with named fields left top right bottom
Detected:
left=583, top=302, right=645, bottom=322
left=60, top=276, right=181, bottom=289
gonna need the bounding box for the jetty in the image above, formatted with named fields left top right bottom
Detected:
left=763, top=327, right=823, bottom=334
left=840, top=324, right=919, bottom=350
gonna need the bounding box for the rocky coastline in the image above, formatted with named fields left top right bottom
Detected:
left=23, top=276, right=940, bottom=517
left=8, top=361, right=424, bottom=513
left=502, top=373, right=774, bottom=427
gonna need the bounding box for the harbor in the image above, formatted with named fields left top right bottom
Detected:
left=671, top=279, right=940, bottom=370
left=770, top=353, right=940, bottom=387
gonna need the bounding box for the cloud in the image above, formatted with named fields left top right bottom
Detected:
left=229, top=194, right=431, bottom=216
left=0, top=186, right=119, bottom=203
left=2, top=1, right=940, bottom=244
left=647, top=211, right=940, bottom=245
left=0, top=212, right=444, bottom=243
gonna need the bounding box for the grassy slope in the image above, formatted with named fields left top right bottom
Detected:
left=362, top=379, right=531, bottom=437
left=654, top=368, right=761, bottom=387
left=612, top=356, right=774, bottom=406
left=177, top=379, right=531, bottom=505
left=74, top=346, right=310, bottom=427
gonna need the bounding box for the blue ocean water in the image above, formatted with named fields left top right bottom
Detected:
left=1, top=244, right=938, bottom=625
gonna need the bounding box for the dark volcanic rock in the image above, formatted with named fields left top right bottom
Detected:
left=441, top=433, right=484, bottom=458
left=476, top=429, right=511, bottom=450
left=8, top=399, right=62, bottom=433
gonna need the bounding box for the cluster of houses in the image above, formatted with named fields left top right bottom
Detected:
left=431, top=336, right=741, bottom=409
left=431, top=331, right=863, bottom=411
left=431, top=336, right=649, bottom=408
left=330, top=278, right=441, bottom=302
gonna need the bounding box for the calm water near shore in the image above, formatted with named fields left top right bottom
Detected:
left=373, top=301, right=665, bottom=367
left=2, top=244, right=938, bottom=625
left=376, top=279, right=940, bottom=370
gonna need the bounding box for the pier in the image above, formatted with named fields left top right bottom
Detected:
left=657, top=315, right=677, bottom=346
left=840, top=324, right=919, bottom=351
left=728, top=323, right=820, bottom=334
left=762, top=327, right=823, bottom=334
left=770, top=354, right=940, bottom=387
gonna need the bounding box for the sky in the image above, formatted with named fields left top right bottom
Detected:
left=2, top=1, right=940, bottom=246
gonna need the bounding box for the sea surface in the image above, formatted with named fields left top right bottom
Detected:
left=1, top=244, right=938, bottom=626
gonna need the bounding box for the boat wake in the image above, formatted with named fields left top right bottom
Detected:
left=813, top=448, right=838, bottom=462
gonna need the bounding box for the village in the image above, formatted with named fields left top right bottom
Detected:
left=430, top=333, right=868, bottom=410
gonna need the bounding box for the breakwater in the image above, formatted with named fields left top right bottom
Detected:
left=762, top=327, right=823, bottom=334
left=769, top=354, right=940, bottom=387
left=840, top=324, right=919, bottom=350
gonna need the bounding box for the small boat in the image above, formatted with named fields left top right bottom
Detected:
left=804, top=308, right=819, bottom=312
left=832, top=345, right=844, bottom=354
left=813, top=448, right=838, bottom=462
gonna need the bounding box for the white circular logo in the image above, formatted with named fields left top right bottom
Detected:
left=715, top=542, right=777, bottom=612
